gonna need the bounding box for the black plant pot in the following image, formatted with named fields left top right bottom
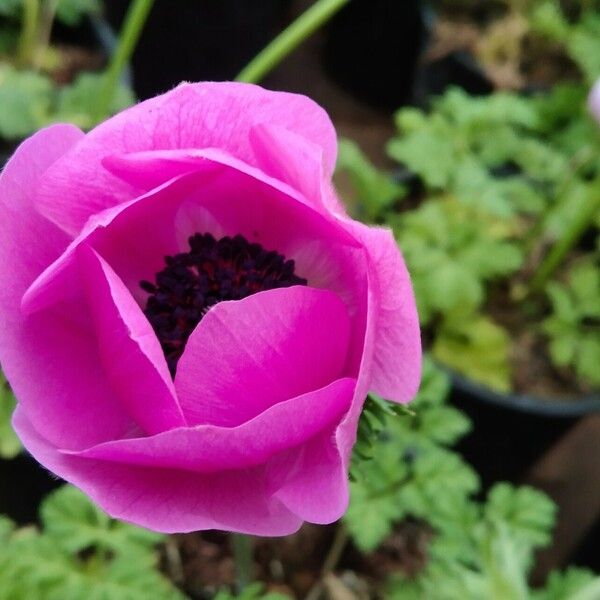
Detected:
left=322, top=0, right=429, bottom=110
left=450, top=373, right=600, bottom=488
left=0, top=454, right=61, bottom=524
left=105, top=0, right=293, bottom=100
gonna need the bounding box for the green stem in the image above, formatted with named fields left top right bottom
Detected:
left=235, top=0, right=350, bottom=84
left=95, top=0, right=154, bottom=121
left=527, top=179, right=600, bottom=295
left=232, top=534, right=253, bottom=591
left=17, top=0, right=40, bottom=68
left=33, top=0, right=58, bottom=70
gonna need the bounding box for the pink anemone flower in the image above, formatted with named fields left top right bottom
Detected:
left=0, top=82, right=421, bottom=535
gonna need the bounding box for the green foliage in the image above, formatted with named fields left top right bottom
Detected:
left=371, top=74, right=600, bottom=392
left=0, top=65, right=134, bottom=140
left=56, top=0, right=101, bottom=27
left=0, top=0, right=99, bottom=27
left=530, top=1, right=600, bottom=84
left=433, top=315, right=512, bottom=392
left=336, top=138, right=404, bottom=222
left=390, top=197, right=523, bottom=325
left=533, top=568, right=600, bottom=600
left=0, top=65, right=53, bottom=139
left=0, top=485, right=184, bottom=600
left=346, top=359, right=477, bottom=552
left=542, top=258, right=600, bottom=388
left=0, top=371, right=21, bottom=458
left=214, top=583, right=291, bottom=599
left=348, top=360, right=599, bottom=599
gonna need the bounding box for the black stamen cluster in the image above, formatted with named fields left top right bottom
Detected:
left=141, top=233, right=307, bottom=375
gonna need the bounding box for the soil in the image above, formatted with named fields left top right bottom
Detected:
left=428, top=13, right=578, bottom=91
left=50, top=44, right=105, bottom=85
left=161, top=521, right=434, bottom=599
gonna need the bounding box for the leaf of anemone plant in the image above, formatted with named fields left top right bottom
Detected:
left=432, top=315, right=512, bottom=393
left=41, top=485, right=163, bottom=558
left=336, top=138, right=404, bottom=222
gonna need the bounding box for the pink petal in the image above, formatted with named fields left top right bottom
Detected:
left=13, top=407, right=302, bottom=535
left=78, top=248, right=186, bottom=434
left=249, top=123, right=325, bottom=209
left=36, top=82, right=337, bottom=236
left=344, top=221, right=422, bottom=403
left=175, top=287, right=352, bottom=426
left=64, top=377, right=355, bottom=472
left=272, top=427, right=349, bottom=523
left=0, top=126, right=136, bottom=450
left=101, top=146, right=291, bottom=200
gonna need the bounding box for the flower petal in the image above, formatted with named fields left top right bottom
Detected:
left=36, top=82, right=337, bottom=236
left=13, top=407, right=302, bottom=535
left=64, top=377, right=355, bottom=473
left=272, top=427, right=349, bottom=523
left=175, top=286, right=352, bottom=427
left=345, top=221, right=422, bottom=403
left=79, top=248, right=186, bottom=434
left=0, top=126, right=136, bottom=450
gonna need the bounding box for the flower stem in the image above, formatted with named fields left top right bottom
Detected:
left=235, top=0, right=350, bottom=84
left=95, top=0, right=154, bottom=121
left=527, top=177, right=600, bottom=295
left=17, top=0, right=40, bottom=68
left=232, top=533, right=253, bottom=591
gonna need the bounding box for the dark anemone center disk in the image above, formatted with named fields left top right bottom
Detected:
left=141, top=233, right=307, bottom=376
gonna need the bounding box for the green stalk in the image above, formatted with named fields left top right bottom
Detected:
left=17, top=0, right=40, bottom=68
left=95, top=0, right=155, bottom=121
left=235, top=0, right=350, bottom=84
left=231, top=534, right=253, bottom=591
left=33, top=0, right=58, bottom=70
left=528, top=179, right=600, bottom=295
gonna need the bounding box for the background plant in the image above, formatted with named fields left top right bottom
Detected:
left=338, top=79, right=600, bottom=393
left=0, top=0, right=136, bottom=143
left=345, top=359, right=600, bottom=599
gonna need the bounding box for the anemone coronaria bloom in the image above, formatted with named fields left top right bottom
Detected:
left=0, top=82, right=421, bottom=535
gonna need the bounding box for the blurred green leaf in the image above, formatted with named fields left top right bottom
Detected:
left=433, top=315, right=512, bottom=393
left=54, top=73, right=135, bottom=130
left=336, top=138, right=404, bottom=222
left=0, top=65, right=53, bottom=140
left=56, top=0, right=101, bottom=26
left=0, top=371, right=21, bottom=459
left=0, top=485, right=183, bottom=600
left=543, top=258, right=600, bottom=388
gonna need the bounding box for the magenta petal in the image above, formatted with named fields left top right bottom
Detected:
left=0, top=126, right=134, bottom=449
left=175, top=286, right=351, bottom=427
left=13, top=407, right=302, bottom=535
left=249, top=123, right=326, bottom=211
left=65, top=377, right=355, bottom=473
left=347, top=222, right=422, bottom=403
left=36, top=82, right=337, bottom=236
left=78, top=248, right=186, bottom=434
left=272, top=427, right=349, bottom=523
left=102, top=147, right=313, bottom=211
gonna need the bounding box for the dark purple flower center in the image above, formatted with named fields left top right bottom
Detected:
left=141, top=233, right=307, bottom=376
